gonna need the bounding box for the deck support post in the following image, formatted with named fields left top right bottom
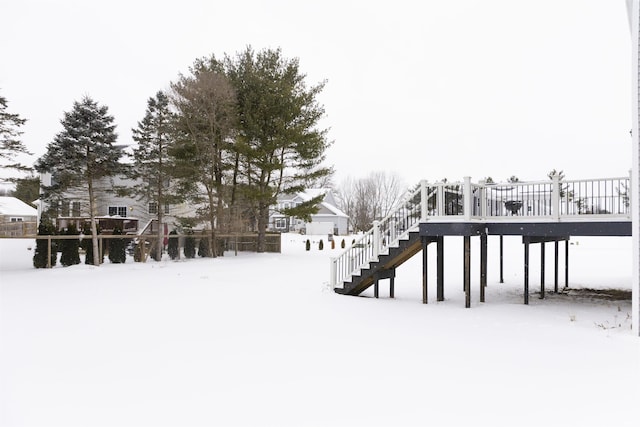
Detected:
left=422, top=237, right=428, bottom=304
left=499, top=235, right=504, bottom=283
left=565, top=240, right=569, bottom=288
left=540, top=243, right=546, bottom=299
left=437, top=236, right=444, bottom=301
left=390, top=275, right=395, bottom=299
left=554, top=241, right=559, bottom=293
left=464, top=236, right=471, bottom=308
left=524, top=239, right=530, bottom=305
left=480, top=233, right=487, bottom=302
left=374, top=280, right=379, bottom=298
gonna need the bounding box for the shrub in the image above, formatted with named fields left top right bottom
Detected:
left=198, top=235, right=210, bottom=257
left=33, top=219, right=57, bottom=268
left=108, top=227, right=126, bottom=264
left=331, top=240, right=335, bottom=249
left=184, top=232, right=196, bottom=259
left=341, top=239, right=345, bottom=249
left=60, top=225, right=80, bottom=267
left=305, top=239, right=310, bottom=251
left=319, top=239, right=324, bottom=250
left=167, top=230, right=179, bottom=260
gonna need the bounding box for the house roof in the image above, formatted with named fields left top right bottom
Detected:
left=0, top=196, right=38, bottom=216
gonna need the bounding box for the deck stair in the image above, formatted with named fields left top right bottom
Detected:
left=335, top=230, right=423, bottom=296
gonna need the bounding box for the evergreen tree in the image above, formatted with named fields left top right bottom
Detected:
left=60, top=225, right=80, bottom=267
left=170, top=57, right=237, bottom=257
left=167, top=230, right=179, bottom=260
left=108, top=227, right=126, bottom=263
left=184, top=231, right=196, bottom=258
left=12, top=176, right=40, bottom=205
left=198, top=234, right=210, bottom=257
left=0, top=93, right=31, bottom=172
left=39, top=98, right=119, bottom=251
left=225, top=47, right=331, bottom=251
left=131, top=91, right=177, bottom=262
left=35, top=96, right=121, bottom=266
left=33, top=219, right=57, bottom=268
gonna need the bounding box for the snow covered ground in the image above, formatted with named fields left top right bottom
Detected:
left=1, top=233, right=639, bottom=427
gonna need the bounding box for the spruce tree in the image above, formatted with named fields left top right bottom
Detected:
left=33, top=219, right=57, bottom=268
left=60, top=225, right=80, bottom=267
left=35, top=96, right=121, bottom=266
left=108, top=227, right=126, bottom=263
left=131, top=91, right=177, bottom=262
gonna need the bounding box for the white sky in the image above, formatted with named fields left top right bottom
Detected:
left=0, top=0, right=633, bottom=187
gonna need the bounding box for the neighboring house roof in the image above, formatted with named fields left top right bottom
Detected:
left=276, top=188, right=348, bottom=218
left=0, top=196, right=38, bottom=217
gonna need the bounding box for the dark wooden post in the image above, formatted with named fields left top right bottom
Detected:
left=499, top=235, right=504, bottom=283
left=464, top=236, right=471, bottom=308
left=554, top=241, right=559, bottom=293
left=47, top=235, right=52, bottom=269
left=540, top=242, right=545, bottom=299
left=390, top=275, right=395, bottom=299
left=480, top=233, right=487, bottom=303
left=565, top=240, right=569, bottom=288
left=437, top=236, right=444, bottom=301
left=524, top=239, right=530, bottom=305
left=422, top=237, right=428, bottom=304
left=374, top=280, right=379, bottom=299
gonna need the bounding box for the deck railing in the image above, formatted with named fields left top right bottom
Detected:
left=330, top=175, right=631, bottom=288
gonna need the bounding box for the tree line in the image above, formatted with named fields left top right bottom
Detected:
left=1, top=46, right=332, bottom=265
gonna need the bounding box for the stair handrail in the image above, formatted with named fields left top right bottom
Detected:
left=330, top=180, right=436, bottom=288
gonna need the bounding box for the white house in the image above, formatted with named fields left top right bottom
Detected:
left=0, top=196, right=38, bottom=236
left=269, top=189, right=349, bottom=235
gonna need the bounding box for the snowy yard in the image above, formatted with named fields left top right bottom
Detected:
left=1, top=234, right=639, bottom=427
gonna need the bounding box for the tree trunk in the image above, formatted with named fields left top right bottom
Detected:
left=256, top=201, right=268, bottom=253
left=88, top=178, right=100, bottom=266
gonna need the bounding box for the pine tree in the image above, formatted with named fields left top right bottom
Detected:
left=167, top=230, right=179, bottom=260
left=33, top=219, right=57, bottom=268
left=108, top=227, right=126, bottom=263
left=0, top=94, right=31, bottom=172
left=131, top=91, right=177, bottom=262
left=60, top=225, right=80, bottom=267
left=36, top=96, right=121, bottom=266
left=225, top=47, right=331, bottom=252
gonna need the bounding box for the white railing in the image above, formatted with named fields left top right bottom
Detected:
left=330, top=175, right=632, bottom=288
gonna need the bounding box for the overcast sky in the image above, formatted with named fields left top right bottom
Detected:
left=0, top=0, right=632, bottom=188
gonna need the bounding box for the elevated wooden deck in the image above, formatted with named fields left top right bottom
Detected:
left=331, top=176, right=631, bottom=306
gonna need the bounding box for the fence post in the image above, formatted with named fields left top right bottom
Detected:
left=463, top=176, right=472, bottom=221
left=479, top=180, right=487, bottom=219
left=421, top=179, right=428, bottom=221
left=552, top=173, right=560, bottom=220
left=373, top=220, right=380, bottom=259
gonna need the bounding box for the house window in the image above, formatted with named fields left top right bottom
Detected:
left=149, top=203, right=170, bottom=214
left=108, top=206, right=127, bottom=217
left=71, top=201, right=81, bottom=217
left=10, top=217, right=23, bottom=222
left=275, top=218, right=287, bottom=229
left=60, top=202, right=70, bottom=217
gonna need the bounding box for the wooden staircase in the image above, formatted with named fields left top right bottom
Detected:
left=335, top=230, right=423, bottom=296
